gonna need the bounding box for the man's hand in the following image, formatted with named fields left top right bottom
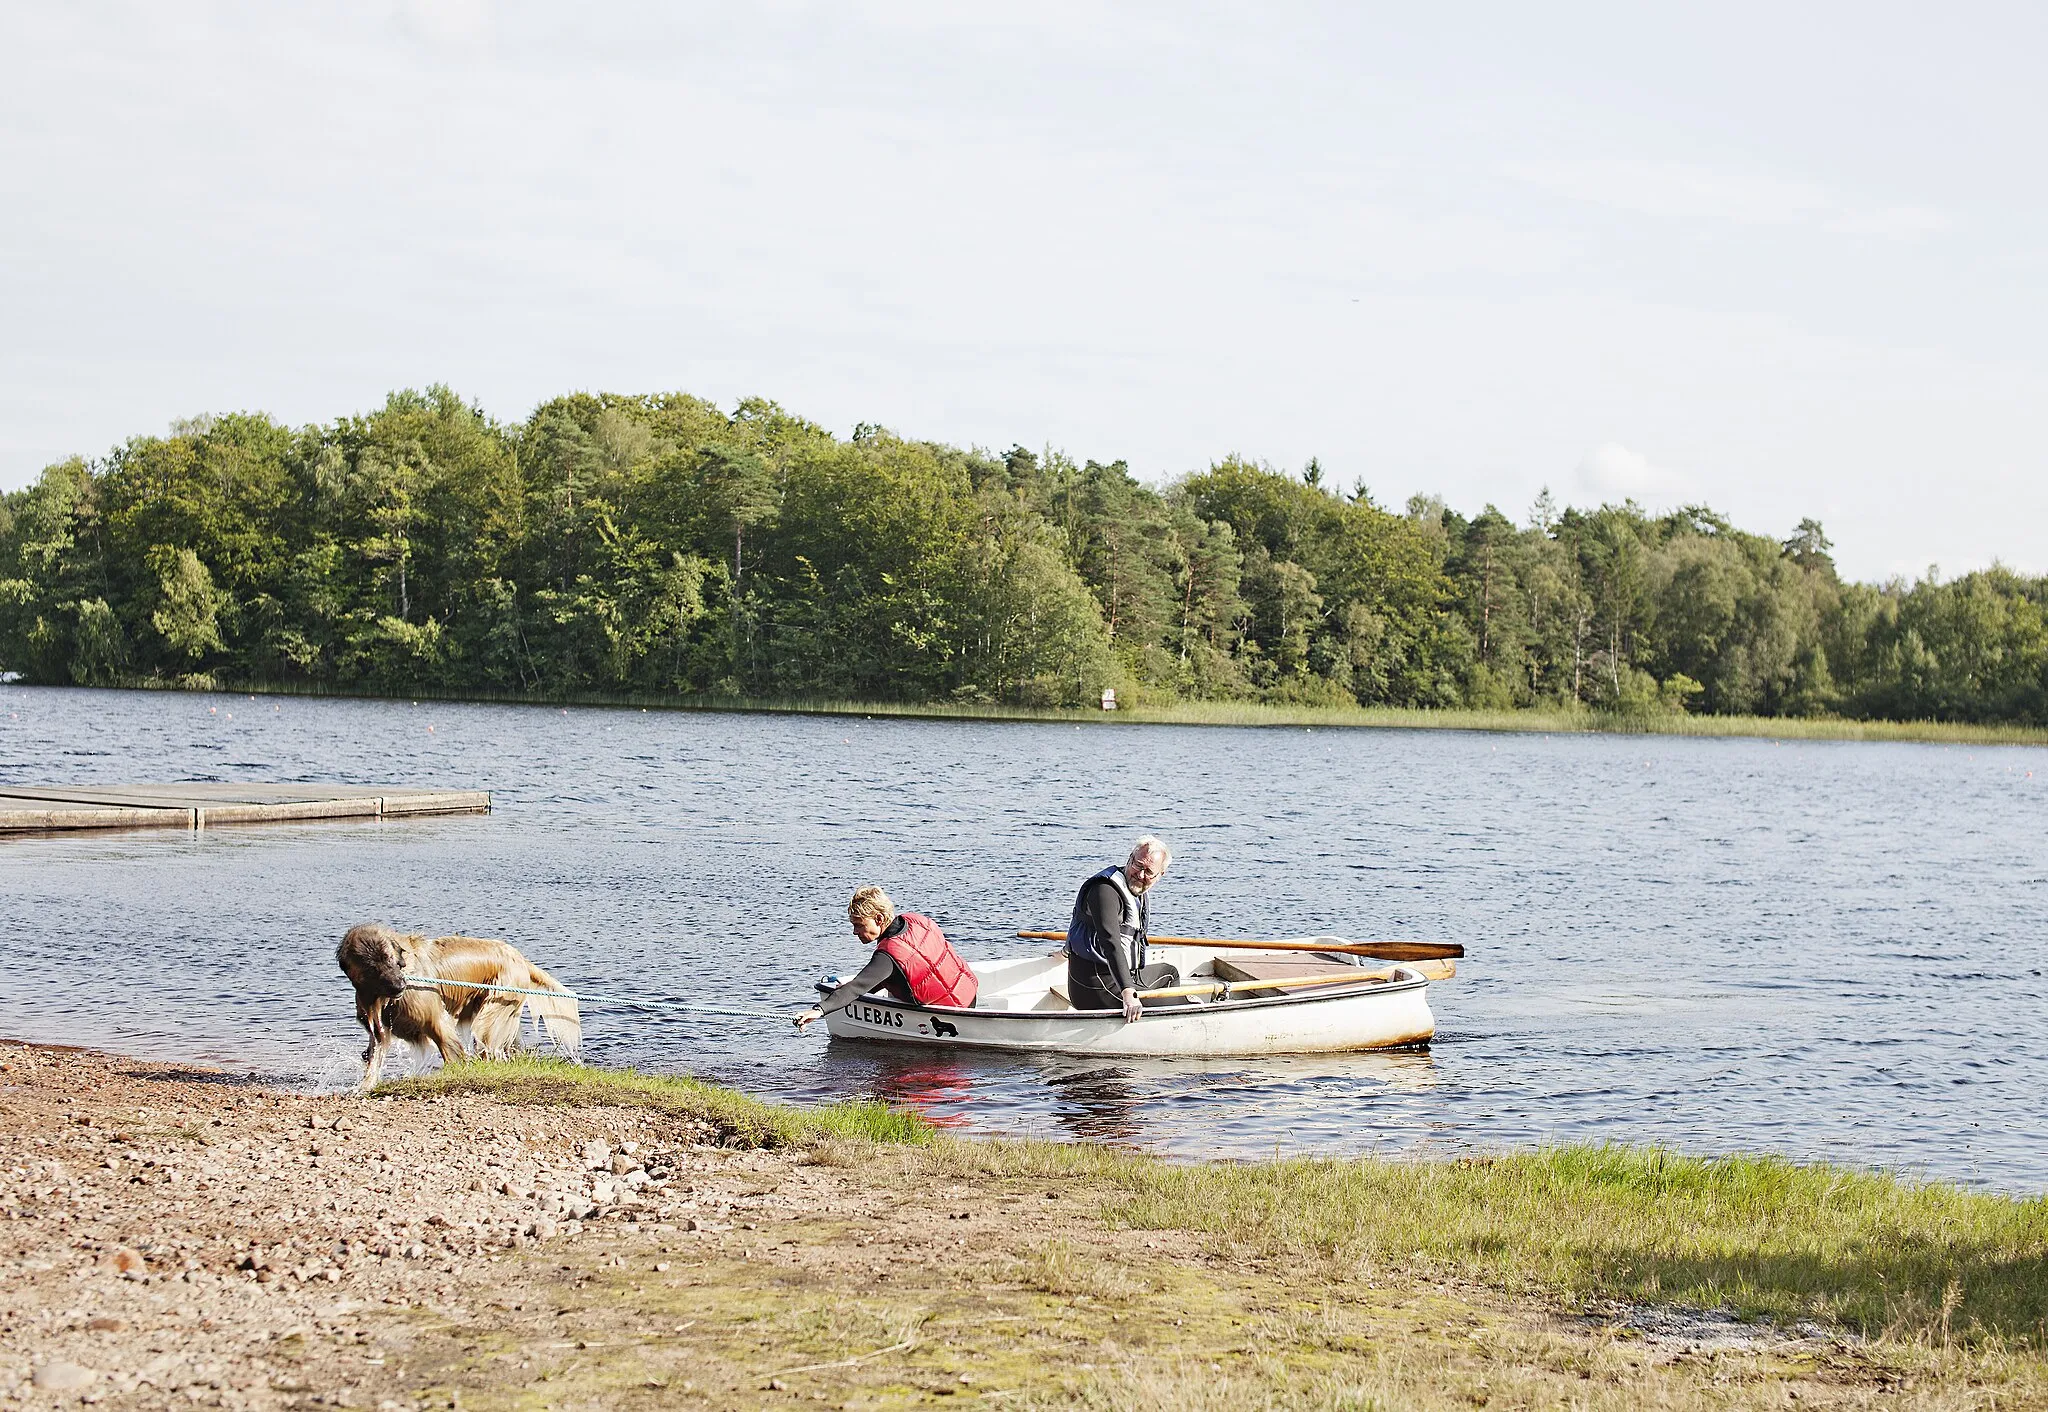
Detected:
left=793, top=1008, right=824, bottom=1031
left=1120, top=988, right=1143, bottom=1024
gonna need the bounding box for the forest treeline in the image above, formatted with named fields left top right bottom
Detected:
left=2, top=387, right=2044, bottom=723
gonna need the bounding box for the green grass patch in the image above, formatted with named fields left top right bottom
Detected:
left=379, top=1055, right=932, bottom=1149
left=936, top=1138, right=2048, bottom=1345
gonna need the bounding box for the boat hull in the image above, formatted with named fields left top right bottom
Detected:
left=819, top=947, right=1435, bottom=1058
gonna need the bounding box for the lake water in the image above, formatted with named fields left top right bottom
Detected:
left=4, top=685, right=2045, bottom=1190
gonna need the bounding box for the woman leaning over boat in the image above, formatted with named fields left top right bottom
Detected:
left=793, top=886, right=979, bottom=1030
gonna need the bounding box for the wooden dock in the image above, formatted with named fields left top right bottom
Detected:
left=0, top=784, right=490, bottom=835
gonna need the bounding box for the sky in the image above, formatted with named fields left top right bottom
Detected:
left=3, top=1, right=2043, bottom=583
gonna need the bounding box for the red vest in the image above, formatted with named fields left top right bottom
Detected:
left=877, top=913, right=978, bottom=1009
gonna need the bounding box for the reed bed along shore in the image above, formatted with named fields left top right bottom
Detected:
left=55, top=676, right=2048, bottom=747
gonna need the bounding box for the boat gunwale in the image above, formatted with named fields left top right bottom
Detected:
left=812, top=968, right=1430, bottom=1022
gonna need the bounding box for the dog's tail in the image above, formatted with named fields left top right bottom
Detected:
left=338, top=923, right=408, bottom=1002
left=523, top=961, right=582, bottom=1057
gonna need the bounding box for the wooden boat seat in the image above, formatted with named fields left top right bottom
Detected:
left=1210, top=952, right=1361, bottom=984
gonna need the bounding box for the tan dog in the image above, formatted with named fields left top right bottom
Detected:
left=337, top=923, right=582, bottom=1091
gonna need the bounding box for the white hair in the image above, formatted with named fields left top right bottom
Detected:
left=1129, top=835, right=1171, bottom=867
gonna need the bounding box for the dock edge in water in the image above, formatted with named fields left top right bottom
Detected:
left=0, top=783, right=490, bottom=835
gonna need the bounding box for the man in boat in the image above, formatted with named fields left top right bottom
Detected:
left=793, top=886, right=979, bottom=1030
left=1066, top=835, right=1178, bottom=1022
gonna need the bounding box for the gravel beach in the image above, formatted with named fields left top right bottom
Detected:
left=0, top=1044, right=841, bottom=1408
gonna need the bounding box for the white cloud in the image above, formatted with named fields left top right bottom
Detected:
left=393, top=0, right=493, bottom=50
left=1823, top=206, right=1952, bottom=239
left=1575, top=442, right=1692, bottom=505
left=1507, top=158, right=1953, bottom=240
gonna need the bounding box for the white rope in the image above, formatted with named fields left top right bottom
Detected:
left=401, top=975, right=788, bottom=1021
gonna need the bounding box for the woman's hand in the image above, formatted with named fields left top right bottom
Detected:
left=793, top=1008, right=824, bottom=1031
left=1120, top=988, right=1143, bottom=1024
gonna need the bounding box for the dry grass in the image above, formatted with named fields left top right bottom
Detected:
left=1014, top=1238, right=1150, bottom=1300
left=923, top=1132, right=1152, bottom=1183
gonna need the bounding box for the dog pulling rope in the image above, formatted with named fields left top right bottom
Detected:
left=401, top=975, right=787, bottom=1022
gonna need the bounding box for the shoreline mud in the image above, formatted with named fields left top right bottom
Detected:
left=3, top=1043, right=2040, bottom=1410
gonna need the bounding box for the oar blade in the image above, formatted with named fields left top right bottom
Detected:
left=1332, top=941, right=1464, bottom=961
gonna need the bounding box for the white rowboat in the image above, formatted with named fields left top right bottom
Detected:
left=816, top=943, right=1438, bottom=1057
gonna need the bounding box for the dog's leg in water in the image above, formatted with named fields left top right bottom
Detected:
left=359, top=1031, right=393, bottom=1093
left=357, top=1000, right=393, bottom=1092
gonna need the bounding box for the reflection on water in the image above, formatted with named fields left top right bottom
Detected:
left=3, top=684, right=2045, bottom=1189
left=860, top=1054, right=983, bottom=1130
left=1043, top=1067, right=1148, bottom=1144
left=831, top=1043, right=1440, bottom=1147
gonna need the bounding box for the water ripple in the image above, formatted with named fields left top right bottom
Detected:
left=2, top=684, right=2045, bottom=1190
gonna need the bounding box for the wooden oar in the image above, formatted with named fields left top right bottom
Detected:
left=1136, top=958, right=1454, bottom=1002
left=1016, top=931, right=1464, bottom=962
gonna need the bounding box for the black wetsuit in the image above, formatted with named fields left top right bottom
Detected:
left=1067, top=875, right=1179, bottom=1011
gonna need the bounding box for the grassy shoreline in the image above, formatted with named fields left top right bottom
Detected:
left=402, top=1058, right=2048, bottom=1349
left=22, top=676, right=2048, bottom=747
left=390, top=1055, right=932, bottom=1148
left=13, top=1045, right=2048, bottom=1409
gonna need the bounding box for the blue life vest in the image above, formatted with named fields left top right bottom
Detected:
left=1065, top=865, right=1148, bottom=976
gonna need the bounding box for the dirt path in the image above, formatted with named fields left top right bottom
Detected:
left=2, top=1044, right=2032, bottom=1410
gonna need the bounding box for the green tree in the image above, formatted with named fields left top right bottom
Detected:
left=699, top=445, right=779, bottom=586
left=148, top=547, right=227, bottom=664
left=1575, top=505, right=1652, bottom=709
left=1165, top=512, right=1249, bottom=698
left=4, top=385, right=2042, bottom=728
left=957, top=508, right=1114, bottom=705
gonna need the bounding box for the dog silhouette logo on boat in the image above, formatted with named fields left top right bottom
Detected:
left=931, top=1018, right=959, bottom=1038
